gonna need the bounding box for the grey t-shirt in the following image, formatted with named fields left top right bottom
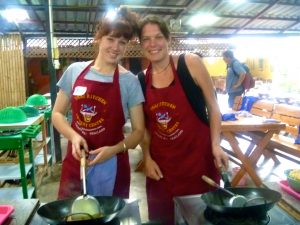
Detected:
left=57, top=61, right=144, bottom=119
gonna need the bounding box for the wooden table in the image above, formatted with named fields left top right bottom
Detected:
left=221, top=116, right=285, bottom=187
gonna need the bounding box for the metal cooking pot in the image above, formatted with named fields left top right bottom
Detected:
left=37, top=196, right=125, bottom=225
left=201, top=187, right=281, bottom=218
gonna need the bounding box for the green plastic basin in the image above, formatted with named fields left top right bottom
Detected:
left=26, top=94, right=48, bottom=107
left=18, top=105, right=39, bottom=117
left=0, top=107, right=27, bottom=123
left=285, top=169, right=300, bottom=193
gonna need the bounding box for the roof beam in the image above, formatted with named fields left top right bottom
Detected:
left=234, top=0, right=280, bottom=34
left=279, top=20, right=300, bottom=33
left=25, top=0, right=45, bottom=31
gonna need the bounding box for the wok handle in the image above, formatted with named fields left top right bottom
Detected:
left=202, top=175, right=235, bottom=197
left=80, top=150, right=87, bottom=195
left=202, top=175, right=220, bottom=187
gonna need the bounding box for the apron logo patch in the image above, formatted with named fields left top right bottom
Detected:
left=151, top=102, right=183, bottom=140
left=156, top=112, right=172, bottom=129
left=80, top=104, right=97, bottom=122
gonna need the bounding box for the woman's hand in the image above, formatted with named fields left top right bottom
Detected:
left=71, top=134, right=88, bottom=161
left=144, top=157, right=163, bottom=181
left=87, top=146, right=117, bottom=166
left=212, top=145, right=229, bottom=171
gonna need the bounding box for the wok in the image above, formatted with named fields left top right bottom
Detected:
left=201, top=187, right=281, bottom=218
left=37, top=196, right=125, bottom=225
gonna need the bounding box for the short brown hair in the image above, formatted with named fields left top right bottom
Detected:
left=94, top=7, right=139, bottom=41
left=137, top=15, right=170, bottom=40
left=222, top=50, right=234, bottom=59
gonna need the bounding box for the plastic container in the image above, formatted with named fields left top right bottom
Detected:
left=285, top=169, right=300, bottom=193
left=26, top=94, right=48, bottom=107
left=0, top=107, right=27, bottom=123
left=18, top=105, right=39, bottom=117
left=0, top=205, right=14, bottom=225
left=279, top=180, right=300, bottom=200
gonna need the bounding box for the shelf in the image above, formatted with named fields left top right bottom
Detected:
left=35, top=154, right=52, bottom=166
left=0, top=164, right=33, bottom=180
left=32, top=140, right=45, bottom=152
left=0, top=186, right=35, bottom=200
left=0, top=112, right=52, bottom=199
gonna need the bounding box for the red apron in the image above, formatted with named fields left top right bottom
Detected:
left=58, top=62, right=130, bottom=199
left=144, top=57, right=219, bottom=225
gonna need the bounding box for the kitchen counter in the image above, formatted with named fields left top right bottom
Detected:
left=0, top=198, right=40, bottom=225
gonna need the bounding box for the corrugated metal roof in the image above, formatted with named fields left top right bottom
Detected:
left=0, top=0, right=300, bottom=39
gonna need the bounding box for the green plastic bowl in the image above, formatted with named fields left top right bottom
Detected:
left=0, top=107, right=27, bottom=123
left=18, top=105, right=39, bottom=117
left=26, top=94, right=48, bottom=107
left=285, top=169, right=300, bottom=193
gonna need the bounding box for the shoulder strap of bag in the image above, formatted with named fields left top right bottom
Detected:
left=137, top=55, right=209, bottom=124
left=137, top=71, right=146, bottom=95
left=177, top=54, right=209, bottom=124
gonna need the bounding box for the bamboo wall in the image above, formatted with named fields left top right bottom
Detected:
left=0, top=34, right=26, bottom=109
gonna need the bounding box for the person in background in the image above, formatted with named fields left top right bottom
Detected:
left=52, top=7, right=145, bottom=200
left=137, top=15, right=229, bottom=225
left=222, top=50, right=246, bottom=108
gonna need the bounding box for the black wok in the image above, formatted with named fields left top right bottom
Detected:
left=201, top=187, right=281, bottom=218
left=37, top=196, right=125, bottom=225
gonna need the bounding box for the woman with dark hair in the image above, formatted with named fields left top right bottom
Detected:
left=52, top=8, right=145, bottom=200
left=137, top=16, right=228, bottom=224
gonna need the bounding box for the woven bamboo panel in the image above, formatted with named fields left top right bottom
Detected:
left=25, top=37, right=230, bottom=58
left=0, top=34, right=26, bottom=109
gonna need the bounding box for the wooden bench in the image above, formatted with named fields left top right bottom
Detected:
left=229, top=96, right=279, bottom=164
left=232, top=95, right=274, bottom=118
left=250, top=100, right=274, bottom=118
left=267, top=104, right=300, bottom=164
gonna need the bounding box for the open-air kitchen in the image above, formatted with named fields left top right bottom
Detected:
left=1, top=1, right=300, bottom=225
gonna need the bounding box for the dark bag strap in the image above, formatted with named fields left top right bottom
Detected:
left=177, top=54, right=209, bottom=124
left=137, top=71, right=146, bottom=95
left=137, top=54, right=209, bottom=124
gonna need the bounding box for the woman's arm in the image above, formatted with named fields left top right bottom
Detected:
left=184, top=53, right=229, bottom=169
left=140, top=129, right=163, bottom=180
left=120, top=103, right=145, bottom=151
left=51, top=89, right=88, bottom=160
left=88, top=103, right=145, bottom=165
